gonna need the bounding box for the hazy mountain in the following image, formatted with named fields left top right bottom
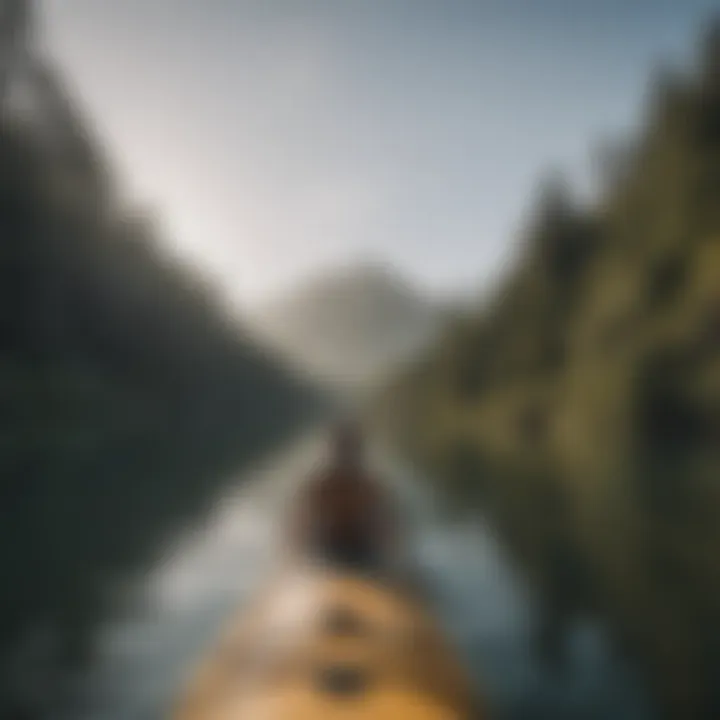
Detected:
left=252, top=261, right=443, bottom=391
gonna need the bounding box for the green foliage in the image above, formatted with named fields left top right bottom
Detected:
left=0, top=58, right=321, bottom=716
left=377, top=19, right=720, bottom=719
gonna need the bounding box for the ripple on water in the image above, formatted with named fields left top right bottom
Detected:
left=71, top=434, right=650, bottom=720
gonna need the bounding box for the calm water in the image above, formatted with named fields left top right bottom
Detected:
left=69, top=433, right=651, bottom=720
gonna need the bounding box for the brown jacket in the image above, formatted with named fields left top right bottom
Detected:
left=291, top=465, right=395, bottom=555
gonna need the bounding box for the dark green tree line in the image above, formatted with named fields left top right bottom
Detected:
left=0, top=5, right=322, bottom=715
left=377, top=18, right=720, bottom=720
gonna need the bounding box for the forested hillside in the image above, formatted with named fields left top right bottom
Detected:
left=376, top=21, right=720, bottom=720
left=0, top=6, right=321, bottom=715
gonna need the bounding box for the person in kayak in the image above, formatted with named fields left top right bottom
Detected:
left=289, top=421, right=399, bottom=575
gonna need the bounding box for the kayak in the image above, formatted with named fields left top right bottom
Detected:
left=173, top=567, right=480, bottom=720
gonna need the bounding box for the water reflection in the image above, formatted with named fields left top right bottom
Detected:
left=74, top=434, right=651, bottom=720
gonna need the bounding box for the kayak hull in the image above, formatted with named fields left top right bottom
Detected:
left=174, top=568, right=479, bottom=720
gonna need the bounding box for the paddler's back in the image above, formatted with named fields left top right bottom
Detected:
left=305, top=467, right=386, bottom=538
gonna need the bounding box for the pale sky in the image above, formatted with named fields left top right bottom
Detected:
left=43, top=0, right=718, bottom=309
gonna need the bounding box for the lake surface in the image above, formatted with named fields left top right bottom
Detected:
left=71, top=432, right=652, bottom=720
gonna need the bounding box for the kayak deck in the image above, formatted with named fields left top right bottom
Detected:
left=174, top=568, right=480, bottom=720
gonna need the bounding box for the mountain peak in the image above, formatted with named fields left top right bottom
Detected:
left=251, top=260, right=441, bottom=389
